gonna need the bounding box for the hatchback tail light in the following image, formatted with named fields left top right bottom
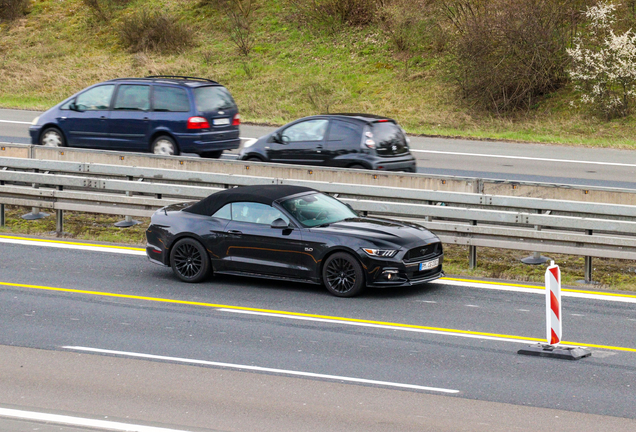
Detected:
left=232, top=113, right=240, bottom=126
left=187, top=116, right=210, bottom=129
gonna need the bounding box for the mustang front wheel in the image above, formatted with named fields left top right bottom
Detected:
left=322, top=252, right=365, bottom=297
left=170, top=238, right=211, bottom=283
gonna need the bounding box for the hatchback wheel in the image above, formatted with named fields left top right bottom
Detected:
left=201, top=150, right=223, bottom=159
left=170, top=238, right=211, bottom=283
left=40, top=127, right=65, bottom=147
left=152, top=136, right=178, bottom=156
left=322, top=252, right=365, bottom=297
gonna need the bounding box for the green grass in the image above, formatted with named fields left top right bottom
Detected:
left=2, top=0, right=636, bottom=147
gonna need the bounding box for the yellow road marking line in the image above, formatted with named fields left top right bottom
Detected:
left=2, top=234, right=635, bottom=300
left=2, top=281, right=635, bottom=353
left=0, top=235, right=145, bottom=251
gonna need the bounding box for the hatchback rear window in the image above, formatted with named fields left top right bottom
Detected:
left=193, top=86, right=237, bottom=112
left=372, top=122, right=409, bottom=156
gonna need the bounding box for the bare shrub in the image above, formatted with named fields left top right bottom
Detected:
left=119, top=10, right=194, bottom=53
left=82, top=0, right=131, bottom=21
left=444, top=0, right=589, bottom=113
left=306, top=82, right=336, bottom=113
left=0, top=0, right=29, bottom=22
left=288, top=0, right=379, bottom=29
left=202, top=0, right=259, bottom=56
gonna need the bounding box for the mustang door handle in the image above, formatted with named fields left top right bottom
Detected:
left=227, top=230, right=243, bottom=235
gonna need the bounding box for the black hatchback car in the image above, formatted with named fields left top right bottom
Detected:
left=238, top=114, right=417, bottom=171
left=146, top=185, right=443, bottom=297
left=29, top=76, right=240, bottom=158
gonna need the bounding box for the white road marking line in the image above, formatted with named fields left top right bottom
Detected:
left=0, top=407, right=191, bottom=432
left=3, top=236, right=636, bottom=304
left=434, top=279, right=636, bottom=304
left=218, top=308, right=535, bottom=345
left=63, top=346, right=460, bottom=394
left=0, top=237, right=146, bottom=255
left=0, top=119, right=32, bottom=125
left=410, top=149, right=636, bottom=168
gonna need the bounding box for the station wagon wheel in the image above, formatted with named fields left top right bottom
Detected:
left=152, top=136, right=178, bottom=156
left=322, top=252, right=365, bottom=297
left=40, top=127, right=66, bottom=147
left=170, top=238, right=211, bottom=283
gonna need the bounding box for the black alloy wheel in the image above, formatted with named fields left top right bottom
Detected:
left=170, top=238, right=211, bottom=283
left=322, top=252, right=365, bottom=297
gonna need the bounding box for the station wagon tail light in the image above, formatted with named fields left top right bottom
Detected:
left=187, top=116, right=210, bottom=129
left=364, top=139, right=376, bottom=149
left=232, top=113, right=241, bottom=126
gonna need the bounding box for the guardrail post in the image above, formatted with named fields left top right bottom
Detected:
left=0, top=178, right=4, bottom=227
left=469, top=220, right=477, bottom=269
left=55, top=185, right=64, bottom=235
left=576, top=229, right=595, bottom=284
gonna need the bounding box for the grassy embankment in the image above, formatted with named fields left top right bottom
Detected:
left=1, top=0, right=635, bottom=289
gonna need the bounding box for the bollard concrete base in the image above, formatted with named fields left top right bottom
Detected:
left=518, top=344, right=591, bottom=360
left=114, top=219, right=141, bottom=228
left=21, top=211, right=50, bottom=220
left=521, top=252, right=550, bottom=265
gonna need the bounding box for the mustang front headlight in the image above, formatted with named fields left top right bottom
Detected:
left=363, top=248, right=398, bottom=258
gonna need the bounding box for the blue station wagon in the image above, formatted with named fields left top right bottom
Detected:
left=29, top=76, right=241, bottom=158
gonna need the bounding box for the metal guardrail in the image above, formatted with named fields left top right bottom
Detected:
left=2, top=155, right=636, bottom=285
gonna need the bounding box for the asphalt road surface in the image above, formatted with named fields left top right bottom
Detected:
left=3, top=108, right=636, bottom=189
left=0, top=236, right=635, bottom=431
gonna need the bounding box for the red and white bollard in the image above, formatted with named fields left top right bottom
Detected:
left=545, top=260, right=561, bottom=346
left=518, top=260, right=591, bottom=360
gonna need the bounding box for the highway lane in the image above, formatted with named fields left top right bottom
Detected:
left=3, top=108, right=636, bottom=189
left=1, top=239, right=635, bottom=425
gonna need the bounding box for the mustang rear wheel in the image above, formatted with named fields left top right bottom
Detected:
left=170, top=238, right=211, bottom=283
left=322, top=252, right=365, bottom=297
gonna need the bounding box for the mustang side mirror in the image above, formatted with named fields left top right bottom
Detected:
left=271, top=218, right=290, bottom=229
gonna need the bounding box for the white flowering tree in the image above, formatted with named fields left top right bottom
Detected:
left=568, top=1, right=636, bottom=118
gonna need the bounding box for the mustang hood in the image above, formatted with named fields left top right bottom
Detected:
left=313, top=217, right=439, bottom=248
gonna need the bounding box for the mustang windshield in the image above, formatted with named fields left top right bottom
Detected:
left=281, top=192, right=357, bottom=227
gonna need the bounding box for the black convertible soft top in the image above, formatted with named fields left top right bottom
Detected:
left=184, top=184, right=316, bottom=216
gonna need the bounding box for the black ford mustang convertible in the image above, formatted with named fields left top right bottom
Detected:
left=146, top=185, right=444, bottom=297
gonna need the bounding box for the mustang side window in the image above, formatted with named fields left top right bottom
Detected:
left=231, top=202, right=289, bottom=225
left=211, top=204, right=231, bottom=219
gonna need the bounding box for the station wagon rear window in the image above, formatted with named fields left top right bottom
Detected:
left=193, top=86, right=237, bottom=112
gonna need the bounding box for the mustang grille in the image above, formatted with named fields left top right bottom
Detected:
left=404, top=243, right=441, bottom=262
